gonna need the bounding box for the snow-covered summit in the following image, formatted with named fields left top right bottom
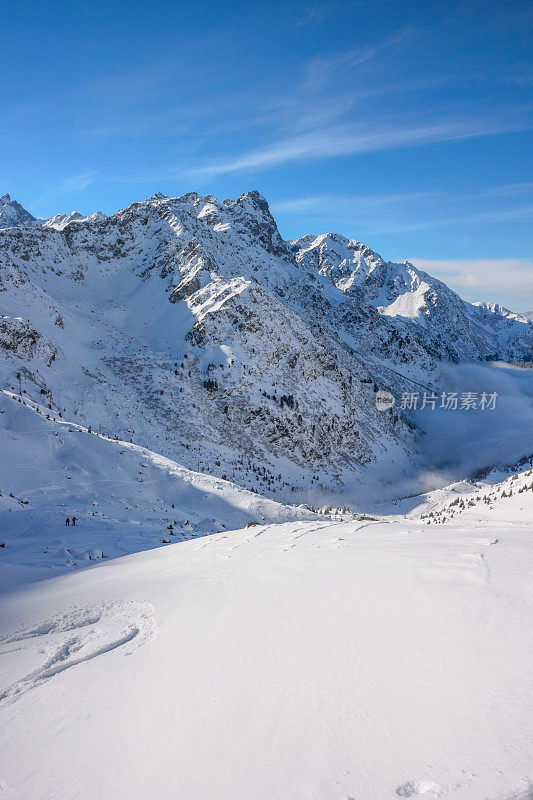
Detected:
left=290, top=230, right=532, bottom=360
left=43, top=210, right=107, bottom=231
left=472, top=301, right=526, bottom=322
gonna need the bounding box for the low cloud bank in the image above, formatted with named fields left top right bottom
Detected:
left=416, top=362, right=533, bottom=476
left=307, top=362, right=533, bottom=509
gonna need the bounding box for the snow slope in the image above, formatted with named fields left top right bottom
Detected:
left=0, top=469, right=531, bottom=800
left=0, top=389, right=316, bottom=589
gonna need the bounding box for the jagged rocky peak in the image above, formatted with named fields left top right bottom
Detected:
left=0, top=193, right=110, bottom=232
left=127, top=188, right=292, bottom=261
left=43, top=210, right=107, bottom=231
left=236, top=189, right=271, bottom=214
left=44, top=211, right=85, bottom=231
left=0, top=193, right=36, bottom=228
left=291, top=232, right=383, bottom=264
left=235, top=191, right=291, bottom=257
left=290, top=231, right=386, bottom=289
left=472, top=301, right=529, bottom=322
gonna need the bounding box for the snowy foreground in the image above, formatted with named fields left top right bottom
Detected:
left=1, top=473, right=532, bottom=799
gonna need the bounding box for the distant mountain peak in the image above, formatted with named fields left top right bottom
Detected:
left=237, top=189, right=270, bottom=212
left=0, top=193, right=36, bottom=228
left=43, top=210, right=107, bottom=231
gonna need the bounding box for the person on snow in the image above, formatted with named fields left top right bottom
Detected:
left=72, top=516, right=77, bottom=526
left=65, top=517, right=70, bottom=526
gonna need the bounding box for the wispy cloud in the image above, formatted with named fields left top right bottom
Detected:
left=480, top=182, right=533, bottom=198
left=461, top=206, right=533, bottom=224
left=270, top=191, right=437, bottom=214
left=26, top=172, right=99, bottom=214
left=179, top=20, right=530, bottom=179
left=386, top=205, right=533, bottom=234
left=302, top=48, right=382, bottom=93
left=188, top=118, right=522, bottom=178
left=271, top=195, right=338, bottom=214
left=301, top=27, right=419, bottom=93
left=59, top=172, right=97, bottom=193
left=269, top=184, right=533, bottom=243
left=295, top=2, right=343, bottom=27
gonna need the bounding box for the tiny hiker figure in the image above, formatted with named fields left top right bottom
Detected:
left=72, top=516, right=77, bottom=526
left=65, top=517, right=70, bottom=526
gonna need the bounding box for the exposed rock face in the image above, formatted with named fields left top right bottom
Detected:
left=0, top=190, right=531, bottom=496
left=0, top=194, right=36, bottom=228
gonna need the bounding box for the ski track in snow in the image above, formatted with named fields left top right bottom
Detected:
left=502, top=786, right=533, bottom=800
left=0, top=601, right=155, bottom=708
left=393, top=779, right=533, bottom=799
left=396, top=779, right=443, bottom=797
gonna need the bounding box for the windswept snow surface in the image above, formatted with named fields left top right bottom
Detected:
left=0, top=471, right=531, bottom=799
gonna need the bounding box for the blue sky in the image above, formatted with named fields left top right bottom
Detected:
left=2, top=0, right=532, bottom=309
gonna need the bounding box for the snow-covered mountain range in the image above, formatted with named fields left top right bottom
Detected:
left=0, top=190, right=531, bottom=496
